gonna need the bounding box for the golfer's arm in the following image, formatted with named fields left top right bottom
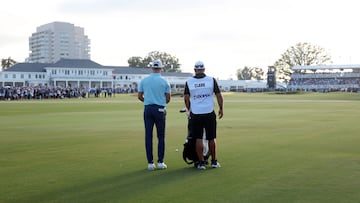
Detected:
left=165, top=93, right=171, bottom=104
left=137, top=92, right=144, bottom=102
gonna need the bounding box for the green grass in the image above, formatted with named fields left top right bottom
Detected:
left=1, top=92, right=360, bottom=203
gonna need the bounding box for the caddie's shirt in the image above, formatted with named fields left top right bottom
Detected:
left=184, top=73, right=221, bottom=114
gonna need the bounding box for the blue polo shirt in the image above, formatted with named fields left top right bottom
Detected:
left=138, top=73, right=171, bottom=106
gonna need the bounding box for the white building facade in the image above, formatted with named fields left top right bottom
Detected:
left=0, top=59, right=192, bottom=91
left=0, top=59, right=277, bottom=92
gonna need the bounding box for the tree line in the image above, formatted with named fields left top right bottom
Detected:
left=127, top=51, right=181, bottom=72
left=2, top=42, right=331, bottom=82
left=236, top=42, right=331, bottom=81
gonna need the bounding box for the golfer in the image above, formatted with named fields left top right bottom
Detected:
left=184, top=61, right=223, bottom=170
left=137, top=59, right=171, bottom=171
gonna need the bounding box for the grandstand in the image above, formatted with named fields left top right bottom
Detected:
left=288, top=64, right=360, bottom=92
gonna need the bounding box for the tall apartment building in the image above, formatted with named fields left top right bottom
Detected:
left=28, top=22, right=90, bottom=63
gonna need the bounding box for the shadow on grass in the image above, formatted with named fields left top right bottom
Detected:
left=18, top=166, right=207, bottom=203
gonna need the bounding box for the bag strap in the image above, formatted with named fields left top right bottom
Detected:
left=182, top=150, right=194, bottom=164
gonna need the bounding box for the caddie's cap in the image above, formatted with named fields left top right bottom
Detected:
left=194, top=61, right=205, bottom=69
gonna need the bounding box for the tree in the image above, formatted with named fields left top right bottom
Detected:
left=1, top=57, right=17, bottom=71
left=128, top=56, right=146, bottom=68
left=236, top=66, right=264, bottom=80
left=273, top=42, right=331, bottom=82
left=252, top=67, right=265, bottom=80
left=127, top=51, right=181, bottom=72
left=236, top=66, right=252, bottom=80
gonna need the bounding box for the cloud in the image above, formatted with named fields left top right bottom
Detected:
left=56, top=0, right=235, bottom=14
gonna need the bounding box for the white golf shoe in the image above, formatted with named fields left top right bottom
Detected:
left=211, top=160, right=221, bottom=168
left=157, top=162, right=167, bottom=169
left=147, top=163, right=156, bottom=171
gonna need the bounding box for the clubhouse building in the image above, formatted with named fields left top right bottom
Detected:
left=0, top=59, right=192, bottom=91
left=0, top=58, right=273, bottom=92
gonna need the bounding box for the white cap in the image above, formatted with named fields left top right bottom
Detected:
left=152, top=59, right=164, bottom=68
left=194, top=61, right=205, bottom=69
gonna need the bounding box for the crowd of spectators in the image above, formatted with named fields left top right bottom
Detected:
left=288, top=77, right=360, bottom=92
left=289, top=78, right=360, bottom=86
left=0, top=86, right=137, bottom=101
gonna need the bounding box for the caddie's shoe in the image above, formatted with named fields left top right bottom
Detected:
left=157, top=162, right=167, bottom=170
left=197, top=161, right=206, bottom=170
left=204, top=159, right=209, bottom=165
left=147, top=163, right=156, bottom=171
left=211, top=160, right=221, bottom=168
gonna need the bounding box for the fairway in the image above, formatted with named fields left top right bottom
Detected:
left=1, top=92, right=360, bottom=203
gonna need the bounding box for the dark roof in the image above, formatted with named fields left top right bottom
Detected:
left=107, top=66, right=152, bottom=74
left=292, top=64, right=360, bottom=70
left=4, top=59, right=193, bottom=77
left=5, top=59, right=105, bottom=72
left=5, top=63, right=51, bottom=72
left=161, top=72, right=193, bottom=77
left=108, top=66, right=192, bottom=77
left=52, top=59, right=105, bottom=69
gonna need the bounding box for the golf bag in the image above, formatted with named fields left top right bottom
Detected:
left=182, top=112, right=210, bottom=165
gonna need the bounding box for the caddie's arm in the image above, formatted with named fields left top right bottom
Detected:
left=216, top=92, right=223, bottom=119
left=213, top=78, right=223, bottom=119
left=183, top=82, right=191, bottom=111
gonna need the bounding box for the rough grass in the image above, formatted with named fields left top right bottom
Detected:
left=1, top=92, right=360, bottom=203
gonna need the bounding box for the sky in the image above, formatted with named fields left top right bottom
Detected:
left=1, top=0, right=360, bottom=79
